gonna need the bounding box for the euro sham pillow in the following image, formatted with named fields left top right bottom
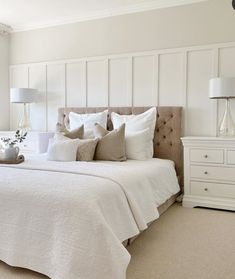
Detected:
left=69, top=110, right=108, bottom=139
left=47, top=139, right=80, bottom=162
left=111, top=107, right=156, bottom=158
left=125, top=129, right=151, bottom=160
left=94, top=123, right=126, bottom=161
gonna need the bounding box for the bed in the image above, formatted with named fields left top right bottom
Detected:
left=0, top=106, right=183, bottom=279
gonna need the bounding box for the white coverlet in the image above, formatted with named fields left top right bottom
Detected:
left=0, top=157, right=179, bottom=279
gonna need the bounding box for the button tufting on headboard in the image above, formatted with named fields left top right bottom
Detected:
left=57, top=106, right=183, bottom=189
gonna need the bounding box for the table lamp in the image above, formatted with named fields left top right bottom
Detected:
left=10, top=88, right=39, bottom=131
left=209, top=77, right=235, bottom=137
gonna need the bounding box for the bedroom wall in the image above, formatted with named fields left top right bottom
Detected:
left=8, top=0, right=235, bottom=135
left=9, top=0, right=235, bottom=65
left=0, top=35, right=9, bottom=130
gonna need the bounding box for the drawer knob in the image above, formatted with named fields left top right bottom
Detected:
left=204, top=188, right=208, bottom=191
left=204, top=171, right=208, bottom=175
left=204, top=155, right=208, bottom=158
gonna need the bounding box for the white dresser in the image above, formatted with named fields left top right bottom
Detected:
left=182, top=137, right=235, bottom=211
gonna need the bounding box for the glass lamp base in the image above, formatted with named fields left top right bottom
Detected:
left=18, top=103, right=31, bottom=132
left=218, top=99, right=235, bottom=137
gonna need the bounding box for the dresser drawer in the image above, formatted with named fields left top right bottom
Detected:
left=190, top=165, right=235, bottom=182
left=227, top=150, right=235, bottom=165
left=190, top=148, right=224, bottom=164
left=190, top=181, right=235, bottom=199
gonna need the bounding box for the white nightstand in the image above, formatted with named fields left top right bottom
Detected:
left=0, top=131, right=40, bottom=154
left=181, top=137, right=235, bottom=211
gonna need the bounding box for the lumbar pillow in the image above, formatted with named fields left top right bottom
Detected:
left=111, top=107, right=156, bottom=158
left=47, top=139, right=80, bottom=162
left=69, top=110, right=108, bottom=138
left=56, top=123, right=84, bottom=139
left=76, top=138, right=99, bottom=161
left=94, top=123, right=126, bottom=161
left=125, top=129, right=151, bottom=160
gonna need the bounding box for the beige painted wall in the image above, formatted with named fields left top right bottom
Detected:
left=0, top=35, right=9, bottom=130
left=9, top=0, right=235, bottom=65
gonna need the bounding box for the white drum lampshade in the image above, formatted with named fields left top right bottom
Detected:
left=209, top=78, right=235, bottom=137
left=10, top=88, right=39, bottom=130
left=10, top=88, right=38, bottom=103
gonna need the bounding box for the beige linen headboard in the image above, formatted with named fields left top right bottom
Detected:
left=57, top=107, right=183, bottom=188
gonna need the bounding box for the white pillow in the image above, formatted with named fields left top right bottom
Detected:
left=125, top=129, right=151, bottom=160
left=69, top=110, right=108, bottom=138
left=47, top=139, right=80, bottom=162
left=111, top=107, right=156, bottom=157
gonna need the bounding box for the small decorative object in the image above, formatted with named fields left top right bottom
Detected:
left=10, top=88, right=39, bottom=131
left=0, top=130, right=27, bottom=161
left=209, top=77, right=235, bottom=137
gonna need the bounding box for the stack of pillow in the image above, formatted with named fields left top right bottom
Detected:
left=47, top=107, right=156, bottom=162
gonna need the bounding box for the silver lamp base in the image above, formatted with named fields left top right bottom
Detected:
left=219, top=98, right=235, bottom=137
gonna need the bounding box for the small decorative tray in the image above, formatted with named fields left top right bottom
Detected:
left=0, top=155, right=25, bottom=164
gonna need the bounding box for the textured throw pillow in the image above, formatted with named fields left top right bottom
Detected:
left=111, top=107, right=156, bottom=158
left=69, top=110, right=108, bottom=138
left=94, top=123, right=126, bottom=161
left=56, top=123, right=84, bottom=139
left=76, top=139, right=99, bottom=161
left=50, top=134, right=98, bottom=161
left=47, top=139, right=80, bottom=162
left=125, top=129, right=151, bottom=160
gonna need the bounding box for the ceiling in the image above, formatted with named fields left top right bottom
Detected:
left=0, top=0, right=208, bottom=32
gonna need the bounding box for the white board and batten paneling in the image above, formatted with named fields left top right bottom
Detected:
left=66, top=62, right=86, bottom=108
left=87, top=60, right=108, bottom=107
left=9, top=41, right=235, bottom=136
left=158, top=52, right=185, bottom=107
left=132, top=55, right=156, bottom=106
left=218, top=46, right=235, bottom=124
left=28, top=65, right=47, bottom=131
left=109, top=58, right=131, bottom=107
left=47, top=64, right=66, bottom=131
left=186, top=49, right=216, bottom=136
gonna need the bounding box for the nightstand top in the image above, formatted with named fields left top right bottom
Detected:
left=181, top=136, right=235, bottom=141
left=181, top=136, right=235, bottom=147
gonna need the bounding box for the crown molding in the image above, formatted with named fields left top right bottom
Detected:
left=11, top=0, right=208, bottom=33
left=0, top=23, right=12, bottom=35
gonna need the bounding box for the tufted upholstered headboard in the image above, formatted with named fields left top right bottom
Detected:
left=57, top=107, right=183, bottom=188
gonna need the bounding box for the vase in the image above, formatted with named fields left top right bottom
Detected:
left=3, top=145, right=20, bottom=161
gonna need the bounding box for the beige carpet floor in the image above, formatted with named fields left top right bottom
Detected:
left=1, top=203, right=235, bottom=279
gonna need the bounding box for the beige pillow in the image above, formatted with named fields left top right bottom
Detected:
left=76, top=139, right=99, bottom=161
left=94, top=123, right=126, bottom=161
left=56, top=123, right=84, bottom=139
left=47, top=139, right=80, bottom=162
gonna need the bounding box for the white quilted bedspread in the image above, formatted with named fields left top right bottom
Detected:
left=0, top=157, right=179, bottom=279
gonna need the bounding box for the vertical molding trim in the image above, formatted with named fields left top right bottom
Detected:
left=213, top=48, right=219, bottom=137
left=154, top=54, right=159, bottom=106
left=105, top=59, right=109, bottom=107
left=128, top=56, right=133, bottom=106
left=182, top=51, right=188, bottom=136
left=9, top=68, right=13, bottom=130
left=45, top=64, right=48, bottom=132
left=85, top=61, right=88, bottom=107
left=64, top=63, right=67, bottom=108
